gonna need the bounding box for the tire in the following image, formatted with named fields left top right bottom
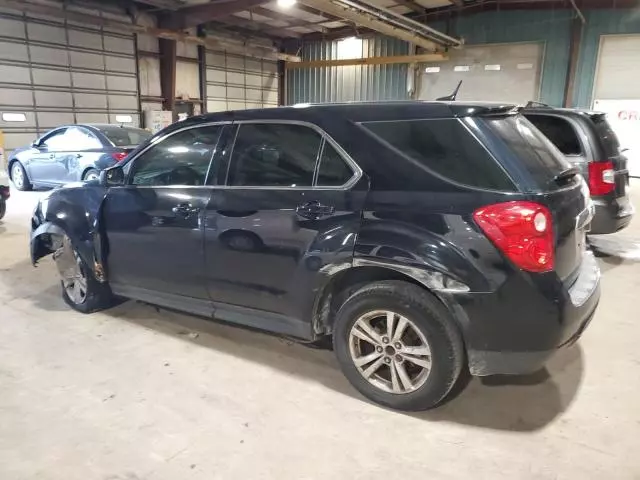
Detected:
left=83, top=168, right=100, bottom=182
left=333, top=280, right=464, bottom=411
left=54, top=235, right=113, bottom=314
left=10, top=161, right=32, bottom=191
left=0, top=199, right=5, bottom=220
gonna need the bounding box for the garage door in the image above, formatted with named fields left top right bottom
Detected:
left=419, top=43, right=544, bottom=104
left=205, top=49, right=278, bottom=112
left=593, top=35, right=640, bottom=177
left=0, top=9, right=139, bottom=155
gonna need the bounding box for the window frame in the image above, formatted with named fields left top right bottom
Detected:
left=39, top=127, right=68, bottom=151
left=122, top=121, right=230, bottom=188
left=221, top=120, right=362, bottom=190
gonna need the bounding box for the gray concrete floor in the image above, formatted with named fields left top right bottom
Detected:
left=1, top=184, right=639, bottom=480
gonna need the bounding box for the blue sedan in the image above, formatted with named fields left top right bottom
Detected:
left=7, top=124, right=152, bottom=190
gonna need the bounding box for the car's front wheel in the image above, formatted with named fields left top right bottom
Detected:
left=333, top=280, right=464, bottom=411
left=10, top=162, right=32, bottom=191
left=53, top=235, right=113, bottom=313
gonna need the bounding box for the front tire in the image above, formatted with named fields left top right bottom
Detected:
left=333, top=280, right=464, bottom=411
left=83, top=168, right=100, bottom=182
left=10, top=162, right=32, bottom=191
left=54, top=236, right=112, bottom=313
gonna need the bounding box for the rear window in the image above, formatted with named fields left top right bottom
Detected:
left=591, top=114, right=620, bottom=158
left=361, top=118, right=514, bottom=190
left=96, top=126, right=152, bottom=147
left=525, top=114, right=583, bottom=156
left=483, top=115, right=572, bottom=188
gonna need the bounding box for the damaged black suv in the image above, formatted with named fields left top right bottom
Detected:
left=31, top=102, right=600, bottom=411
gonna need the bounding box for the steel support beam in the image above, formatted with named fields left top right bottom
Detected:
left=159, top=37, right=177, bottom=113
left=563, top=16, right=584, bottom=107
left=163, top=0, right=271, bottom=29
left=286, top=53, right=448, bottom=68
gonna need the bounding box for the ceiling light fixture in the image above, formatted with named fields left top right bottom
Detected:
left=277, top=0, right=297, bottom=7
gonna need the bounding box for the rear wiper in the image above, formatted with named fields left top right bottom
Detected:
left=549, top=166, right=580, bottom=186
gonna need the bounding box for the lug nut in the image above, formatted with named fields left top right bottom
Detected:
left=394, top=342, right=402, bottom=349
left=382, top=337, right=389, bottom=344
left=376, top=346, right=383, bottom=353
left=384, top=357, right=391, bottom=364
left=395, top=355, right=403, bottom=362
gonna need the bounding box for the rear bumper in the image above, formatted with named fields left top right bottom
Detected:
left=454, top=252, right=601, bottom=376
left=590, top=196, right=634, bottom=234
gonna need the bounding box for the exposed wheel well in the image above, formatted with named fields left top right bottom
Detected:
left=313, top=266, right=426, bottom=335
left=7, top=159, right=18, bottom=179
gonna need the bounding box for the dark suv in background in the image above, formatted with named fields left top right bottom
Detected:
left=524, top=104, right=633, bottom=234
left=30, top=102, right=600, bottom=411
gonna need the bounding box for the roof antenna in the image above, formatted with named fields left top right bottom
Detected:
left=437, top=80, right=462, bottom=101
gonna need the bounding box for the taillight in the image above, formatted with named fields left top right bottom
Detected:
left=474, top=201, right=554, bottom=273
left=111, top=152, right=128, bottom=162
left=588, top=161, right=615, bottom=195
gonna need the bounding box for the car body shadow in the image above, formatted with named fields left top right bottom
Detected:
left=105, top=298, right=583, bottom=433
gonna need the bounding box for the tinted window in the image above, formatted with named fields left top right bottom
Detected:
left=591, top=114, right=620, bottom=158
left=228, top=123, right=321, bottom=187
left=362, top=119, right=513, bottom=190
left=483, top=115, right=571, bottom=188
left=64, top=127, right=103, bottom=150
left=525, top=114, right=583, bottom=156
left=130, top=126, right=222, bottom=186
left=97, top=126, right=152, bottom=147
left=42, top=129, right=68, bottom=151
left=316, top=142, right=353, bottom=186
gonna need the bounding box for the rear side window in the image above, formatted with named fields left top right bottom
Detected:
left=483, top=115, right=571, bottom=188
left=525, top=114, right=583, bottom=156
left=362, top=118, right=513, bottom=190
left=97, top=126, right=152, bottom=147
left=228, top=123, right=321, bottom=187
left=591, top=114, right=620, bottom=157
left=316, top=142, right=354, bottom=186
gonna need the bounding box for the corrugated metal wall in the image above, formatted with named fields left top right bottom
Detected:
left=573, top=9, right=640, bottom=108
left=286, top=36, right=409, bottom=104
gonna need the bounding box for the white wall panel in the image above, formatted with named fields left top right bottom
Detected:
left=34, top=91, right=73, bottom=108
left=593, top=35, right=640, bottom=100
left=139, top=57, right=161, bottom=97
left=176, top=61, right=200, bottom=100
left=0, top=41, right=29, bottom=61
left=0, top=88, right=33, bottom=106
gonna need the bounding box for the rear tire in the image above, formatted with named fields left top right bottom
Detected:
left=10, top=162, right=32, bottom=191
left=333, top=280, right=464, bottom=411
left=0, top=199, right=5, bottom=220
left=55, top=236, right=113, bottom=314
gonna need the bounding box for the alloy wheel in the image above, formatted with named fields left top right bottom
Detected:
left=12, top=164, right=24, bottom=189
left=58, top=245, right=88, bottom=305
left=349, top=310, right=432, bottom=395
left=85, top=171, right=100, bottom=181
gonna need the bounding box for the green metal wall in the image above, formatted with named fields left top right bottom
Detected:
left=573, top=9, right=640, bottom=108
left=431, top=10, right=574, bottom=106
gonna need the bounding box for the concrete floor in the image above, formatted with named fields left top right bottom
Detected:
left=1, top=184, right=639, bottom=480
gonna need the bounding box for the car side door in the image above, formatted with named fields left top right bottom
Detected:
left=101, top=123, right=227, bottom=315
left=27, top=128, right=68, bottom=184
left=204, top=121, right=368, bottom=338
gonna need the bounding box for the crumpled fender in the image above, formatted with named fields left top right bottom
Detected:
left=31, top=183, right=108, bottom=281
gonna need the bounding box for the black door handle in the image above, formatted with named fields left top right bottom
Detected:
left=49, top=154, right=56, bottom=159
left=172, top=203, right=200, bottom=218
left=296, top=201, right=335, bottom=219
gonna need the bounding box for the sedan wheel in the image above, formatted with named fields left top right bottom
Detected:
left=349, top=310, right=432, bottom=394
left=11, top=163, right=26, bottom=190
left=83, top=169, right=100, bottom=182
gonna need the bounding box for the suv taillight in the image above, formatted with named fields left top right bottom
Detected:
left=588, top=161, right=615, bottom=195
left=473, top=201, right=554, bottom=273
left=111, top=152, right=128, bottom=162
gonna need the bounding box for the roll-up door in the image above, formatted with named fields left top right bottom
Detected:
left=205, top=50, right=278, bottom=112
left=418, top=43, right=544, bottom=104
left=0, top=8, right=139, bottom=155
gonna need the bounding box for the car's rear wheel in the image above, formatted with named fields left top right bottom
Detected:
left=0, top=199, right=5, bottom=220
left=333, top=280, right=464, bottom=411
left=11, top=162, right=32, bottom=191
left=54, top=235, right=112, bottom=313
left=83, top=168, right=100, bottom=182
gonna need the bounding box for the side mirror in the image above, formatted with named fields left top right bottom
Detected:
left=31, top=140, right=39, bottom=148
left=100, top=166, right=125, bottom=187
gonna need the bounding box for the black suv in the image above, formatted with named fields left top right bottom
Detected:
left=524, top=104, right=633, bottom=234
left=31, top=102, right=600, bottom=411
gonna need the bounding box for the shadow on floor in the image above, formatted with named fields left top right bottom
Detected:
left=3, top=255, right=584, bottom=433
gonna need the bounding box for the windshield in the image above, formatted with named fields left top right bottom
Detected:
left=96, top=126, right=152, bottom=147
left=483, top=115, right=571, bottom=188
left=591, top=114, right=620, bottom=158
